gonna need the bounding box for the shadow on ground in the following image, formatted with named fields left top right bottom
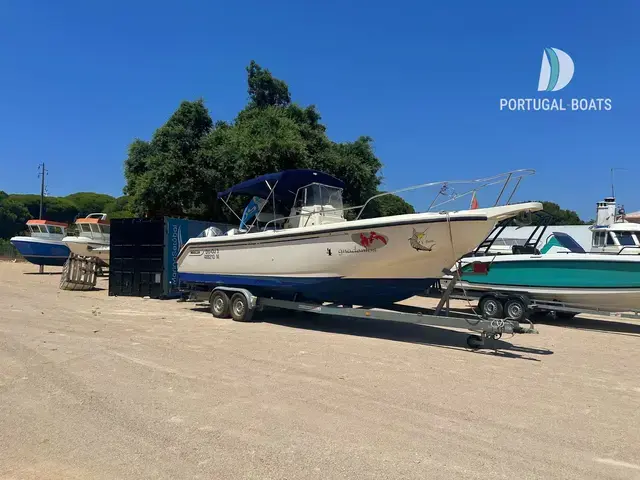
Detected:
left=189, top=305, right=553, bottom=361
left=23, top=270, right=65, bottom=275
left=532, top=313, right=640, bottom=337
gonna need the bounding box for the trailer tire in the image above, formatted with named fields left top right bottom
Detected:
left=230, top=293, right=253, bottom=322
left=210, top=290, right=230, bottom=318
left=479, top=295, right=504, bottom=319
left=504, top=298, right=526, bottom=322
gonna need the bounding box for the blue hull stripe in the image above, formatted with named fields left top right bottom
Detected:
left=10, top=240, right=70, bottom=267
left=179, top=272, right=436, bottom=306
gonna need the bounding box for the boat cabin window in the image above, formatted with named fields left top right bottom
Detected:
left=49, top=225, right=63, bottom=234
left=80, top=224, right=92, bottom=233
left=100, top=224, right=110, bottom=234
left=615, top=232, right=637, bottom=246
left=592, top=231, right=606, bottom=247
left=90, top=224, right=102, bottom=234
left=606, top=233, right=616, bottom=246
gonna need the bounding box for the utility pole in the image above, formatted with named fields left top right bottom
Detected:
left=37, top=163, right=47, bottom=273
left=38, top=162, right=46, bottom=219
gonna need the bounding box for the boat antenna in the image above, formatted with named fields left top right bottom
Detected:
left=37, top=162, right=47, bottom=220
left=610, top=167, right=628, bottom=198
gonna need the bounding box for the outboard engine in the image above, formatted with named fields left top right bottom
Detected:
left=197, top=226, right=225, bottom=238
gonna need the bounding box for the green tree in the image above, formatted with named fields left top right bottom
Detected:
left=124, top=99, right=214, bottom=217
left=369, top=193, right=416, bottom=218
left=246, top=60, right=291, bottom=108
left=531, top=201, right=587, bottom=225
left=65, top=192, right=115, bottom=215
left=0, top=198, right=32, bottom=238
left=7, top=194, right=79, bottom=223
left=124, top=61, right=391, bottom=221
left=104, top=195, right=135, bottom=219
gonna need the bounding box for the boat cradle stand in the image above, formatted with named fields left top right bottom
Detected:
left=181, top=278, right=538, bottom=350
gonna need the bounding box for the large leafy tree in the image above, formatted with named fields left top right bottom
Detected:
left=530, top=201, right=587, bottom=225
left=124, top=99, right=214, bottom=217
left=124, top=61, right=394, bottom=221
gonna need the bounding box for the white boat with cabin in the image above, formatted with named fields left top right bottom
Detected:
left=62, top=213, right=111, bottom=265
left=10, top=219, right=71, bottom=267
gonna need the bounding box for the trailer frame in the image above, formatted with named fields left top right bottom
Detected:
left=180, top=278, right=538, bottom=350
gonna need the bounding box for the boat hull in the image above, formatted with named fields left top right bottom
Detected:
left=178, top=207, right=532, bottom=306
left=9, top=236, right=71, bottom=267
left=62, top=237, right=110, bottom=265
left=458, top=254, right=640, bottom=312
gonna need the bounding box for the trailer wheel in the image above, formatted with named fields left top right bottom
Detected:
left=210, top=290, right=230, bottom=318
left=230, top=293, right=254, bottom=322
left=479, top=295, right=504, bottom=319
left=504, top=298, right=526, bottom=322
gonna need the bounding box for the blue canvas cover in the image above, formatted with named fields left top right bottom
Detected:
left=216, top=169, right=345, bottom=203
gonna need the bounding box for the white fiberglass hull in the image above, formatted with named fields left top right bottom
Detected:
left=178, top=203, right=541, bottom=305
left=62, top=236, right=110, bottom=265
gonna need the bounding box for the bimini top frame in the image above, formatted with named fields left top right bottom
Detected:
left=217, top=168, right=537, bottom=234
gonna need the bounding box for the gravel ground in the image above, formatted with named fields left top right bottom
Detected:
left=1, top=261, right=639, bottom=480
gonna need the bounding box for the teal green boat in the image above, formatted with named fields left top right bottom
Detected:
left=457, top=232, right=640, bottom=313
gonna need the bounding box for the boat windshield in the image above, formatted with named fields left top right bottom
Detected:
left=615, top=231, right=638, bottom=246
left=554, top=232, right=586, bottom=253
left=293, top=183, right=344, bottom=210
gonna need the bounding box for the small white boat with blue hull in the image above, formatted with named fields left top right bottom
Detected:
left=10, top=219, right=71, bottom=267
left=177, top=169, right=542, bottom=308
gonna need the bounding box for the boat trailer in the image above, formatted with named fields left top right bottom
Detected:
left=180, top=275, right=538, bottom=350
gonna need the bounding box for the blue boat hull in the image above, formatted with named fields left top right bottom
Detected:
left=179, top=273, right=436, bottom=306
left=10, top=238, right=71, bottom=267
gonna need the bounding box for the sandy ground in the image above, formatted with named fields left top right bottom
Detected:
left=1, top=261, right=639, bottom=480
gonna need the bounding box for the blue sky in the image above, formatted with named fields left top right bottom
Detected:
left=1, top=0, right=638, bottom=219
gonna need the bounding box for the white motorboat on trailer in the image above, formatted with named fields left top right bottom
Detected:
left=177, top=169, right=542, bottom=308
left=62, top=213, right=110, bottom=265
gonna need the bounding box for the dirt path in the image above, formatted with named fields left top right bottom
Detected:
left=1, top=261, right=639, bottom=479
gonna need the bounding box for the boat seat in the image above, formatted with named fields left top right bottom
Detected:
left=512, top=245, right=540, bottom=254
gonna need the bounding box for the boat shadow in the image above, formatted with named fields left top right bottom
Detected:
left=23, top=270, right=64, bottom=275
left=532, top=313, right=640, bottom=337
left=210, top=305, right=554, bottom=361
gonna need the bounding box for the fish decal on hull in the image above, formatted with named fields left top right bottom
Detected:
left=409, top=227, right=436, bottom=252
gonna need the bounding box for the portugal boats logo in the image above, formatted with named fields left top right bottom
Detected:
left=499, top=47, right=612, bottom=112
left=537, top=47, right=574, bottom=92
